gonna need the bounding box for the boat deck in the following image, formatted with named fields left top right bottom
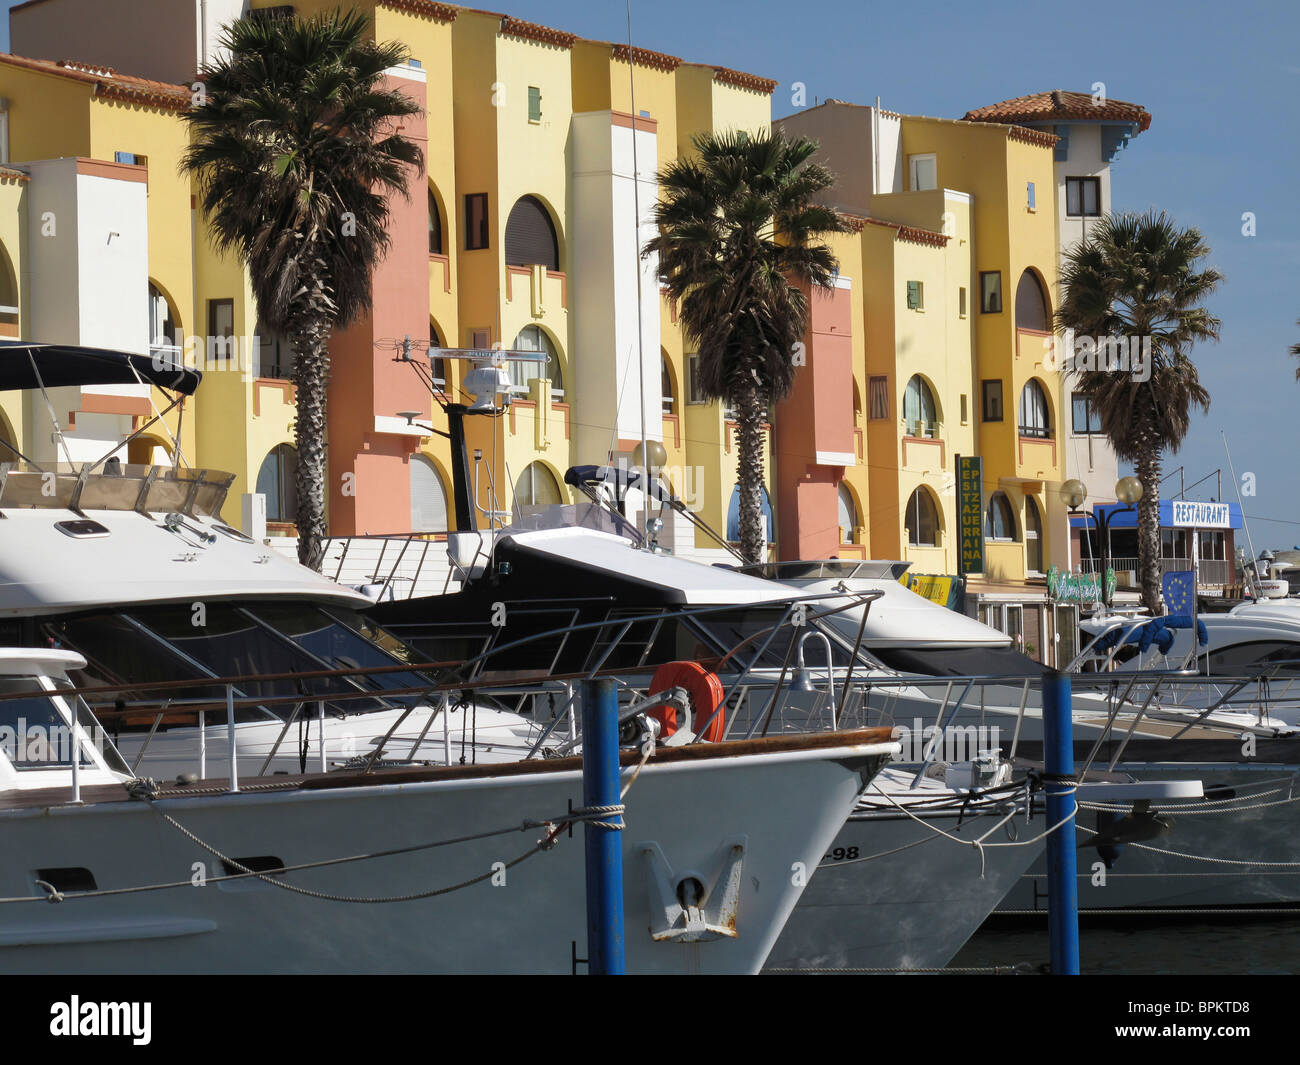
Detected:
left=0, top=727, right=897, bottom=812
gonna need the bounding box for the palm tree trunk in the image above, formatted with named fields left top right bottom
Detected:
left=736, top=384, right=768, bottom=565
left=289, top=273, right=334, bottom=573
left=1134, top=447, right=1162, bottom=615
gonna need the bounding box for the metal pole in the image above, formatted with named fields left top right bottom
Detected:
left=1043, top=669, right=1079, bottom=975
left=580, top=677, right=625, bottom=975
left=226, top=684, right=239, bottom=794
left=198, top=708, right=206, bottom=780
left=317, top=700, right=327, bottom=773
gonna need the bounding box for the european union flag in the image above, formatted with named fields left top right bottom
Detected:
left=1162, top=569, right=1195, bottom=616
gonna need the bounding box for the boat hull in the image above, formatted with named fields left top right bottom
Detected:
left=0, top=733, right=894, bottom=974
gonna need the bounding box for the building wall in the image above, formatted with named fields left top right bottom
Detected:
left=11, top=0, right=198, bottom=83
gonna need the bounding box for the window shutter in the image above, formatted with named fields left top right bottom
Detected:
left=410, top=456, right=448, bottom=533
left=906, top=280, right=919, bottom=309
left=528, top=86, right=542, bottom=122
left=1027, top=181, right=1036, bottom=209
left=504, top=196, right=559, bottom=270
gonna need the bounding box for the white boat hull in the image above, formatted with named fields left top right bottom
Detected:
left=769, top=799, right=1041, bottom=971
left=0, top=734, right=894, bottom=974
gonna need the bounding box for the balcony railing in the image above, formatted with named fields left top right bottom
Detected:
left=1078, top=556, right=1234, bottom=587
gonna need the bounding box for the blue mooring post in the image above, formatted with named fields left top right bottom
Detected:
left=1042, top=669, right=1080, bottom=974
left=580, top=678, right=625, bottom=974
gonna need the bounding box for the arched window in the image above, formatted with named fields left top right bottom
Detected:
left=838, top=483, right=857, bottom=544
left=148, top=282, right=178, bottom=357
left=410, top=454, right=448, bottom=533
left=504, top=195, right=559, bottom=270
left=1018, top=379, right=1051, bottom=438
left=428, top=189, right=444, bottom=256
left=903, top=375, right=938, bottom=438
left=257, top=444, right=298, bottom=523
left=661, top=351, right=676, bottom=415
left=256, top=321, right=296, bottom=381
left=1025, top=495, right=1044, bottom=573
left=510, top=325, right=563, bottom=397
left=726, top=484, right=775, bottom=543
left=986, top=490, right=1017, bottom=542
left=1015, top=269, right=1049, bottom=331
left=515, top=461, right=563, bottom=507
left=905, top=487, right=940, bottom=547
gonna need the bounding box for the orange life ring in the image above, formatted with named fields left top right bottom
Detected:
left=646, top=661, right=726, bottom=743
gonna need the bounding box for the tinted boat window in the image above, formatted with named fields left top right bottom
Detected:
left=690, top=609, right=854, bottom=670
left=869, top=645, right=1045, bottom=678
left=0, top=679, right=91, bottom=768
left=1203, top=641, right=1300, bottom=675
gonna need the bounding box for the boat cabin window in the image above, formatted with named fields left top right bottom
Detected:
left=868, top=645, right=1045, bottom=678
left=45, top=604, right=436, bottom=727
left=1202, top=641, right=1300, bottom=675
left=0, top=678, right=94, bottom=768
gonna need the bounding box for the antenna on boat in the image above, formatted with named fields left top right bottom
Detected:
left=1222, top=429, right=1260, bottom=601
left=625, top=0, right=656, bottom=545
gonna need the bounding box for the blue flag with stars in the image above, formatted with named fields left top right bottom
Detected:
left=1161, top=570, right=1195, bottom=616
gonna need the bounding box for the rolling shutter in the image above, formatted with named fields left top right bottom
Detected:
left=504, top=196, right=559, bottom=270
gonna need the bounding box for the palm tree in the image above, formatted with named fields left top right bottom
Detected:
left=645, top=129, right=848, bottom=564
left=181, top=9, right=422, bottom=570
left=1056, top=210, right=1223, bottom=615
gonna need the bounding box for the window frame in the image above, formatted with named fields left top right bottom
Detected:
left=908, top=153, right=937, bottom=192
left=1065, top=176, right=1101, bottom=218
left=979, top=271, right=1002, bottom=314
left=905, top=487, right=940, bottom=548
left=1018, top=379, right=1052, bottom=439
left=464, top=193, right=489, bottom=251
left=1071, top=394, right=1103, bottom=435
left=981, top=379, right=1004, bottom=422
left=985, top=491, right=1018, bottom=543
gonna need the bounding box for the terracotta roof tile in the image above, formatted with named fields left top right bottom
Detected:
left=711, top=65, right=777, bottom=95
left=377, top=0, right=458, bottom=21
left=498, top=15, right=578, bottom=49
left=612, top=43, right=682, bottom=73
left=842, top=212, right=949, bottom=248
left=964, top=90, right=1151, bottom=132
left=0, top=52, right=191, bottom=111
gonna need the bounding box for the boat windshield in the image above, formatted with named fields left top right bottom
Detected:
left=44, top=602, right=437, bottom=730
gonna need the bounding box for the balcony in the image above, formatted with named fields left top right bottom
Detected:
left=1079, top=556, right=1234, bottom=588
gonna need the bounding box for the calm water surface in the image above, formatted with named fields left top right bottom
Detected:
left=953, top=916, right=1300, bottom=974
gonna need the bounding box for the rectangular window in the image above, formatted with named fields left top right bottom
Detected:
left=1065, top=176, right=1101, bottom=217
left=958, top=286, right=967, bottom=318
left=469, top=328, right=491, bottom=351
left=114, top=151, right=137, bottom=165
left=868, top=376, right=889, bottom=420
left=1071, top=394, right=1103, bottom=434
left=527, top=86, right=542, bottom=123
left=981, top=379, right=1003, bottom=422
left=960, top=393, right=968, bottom=425
left=687, top=353, right=704, bottom=404
left=1027, top=181, right=1036, bottom=210
left=906, top=280, right=924, bottom=310
left=979, top=271, right=1002, bottom=314
left=207, top=299, right=235, bottom=365
left=465, top=193, right=489, bottom=250
left=908, top=153, right=937, bottom=192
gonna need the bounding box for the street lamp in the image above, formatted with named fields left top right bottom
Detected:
left=1059, top=476, right=1143, bottom=608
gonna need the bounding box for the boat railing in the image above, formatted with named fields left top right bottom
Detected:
left=0, top=461, right=233, bottom=517
left=7, top=595, right=1300, bottom=806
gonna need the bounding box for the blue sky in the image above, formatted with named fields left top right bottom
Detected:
left=3, top=0, right=1298, bottom=543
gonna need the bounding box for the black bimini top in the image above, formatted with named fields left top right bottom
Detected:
left=0, top=341, right=202, bottom=395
